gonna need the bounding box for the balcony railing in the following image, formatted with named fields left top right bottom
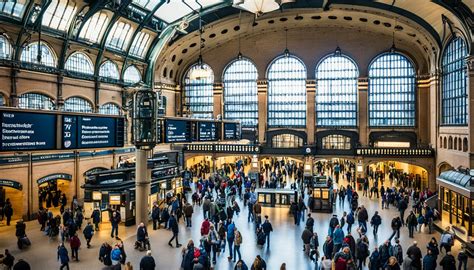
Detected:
left=355, top=147, right=434, bottom=157
left=184, top=144, right=260, bottom=154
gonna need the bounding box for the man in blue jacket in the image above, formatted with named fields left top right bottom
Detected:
left=261, top=215, right=274, bottom=249
left=168, top=214, right=181, bottom=248
left=57, top=243, right=69, bottom=270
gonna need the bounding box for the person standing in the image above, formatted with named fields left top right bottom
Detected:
left=301, top=227, right=312, bottom=256
left=398, top=196, right=408, bottom=226
left=233, top=228, right=242, bottom=263
left=370, top=211, right=382, bottom=237
left=4, top=199, right=13, bottom=226
left=183, top=201, right=193, bottom=227
left=355, top=237, right=370, bottom=270
left=322, top=236, right=334, bottom=260
left=406, top=211, right=417, bottom=238
left=91, top=208, right=101, bottom=231
left=168, top=214, right=181, bottom=248
left=227, top=222, right=236, bottom=260
left=332, top=225, right=344, bottom=253
left=306, top=213, right=314, bottom=233
left=439, top=251, right=456, bottom=270
left=457, top=246, right=468, bottom=270
left=423, top=248, right=437, bottom=270
left=357, top=205, right=368, bottom=232
left=110, top=210, right=120, bottom=239
left=151, top=203, right=160, bottom=230
left=389, top=216, right=402, bottom=240
left=290, top=201, right=299, bottom=225
left=139, top=250, right=156, bottom=270
left=83, top=221, right=94, bottom=248
left=2, top=249, right=15, bottom=269
left=69, top=234, right=81, bottom=261
left=346, top=211, right=355, bottom=233
left=406, top=241, right=422, bottom=269
left=392, top=238, right=403, bottom=266
left=369, top=247, right=381, bottom=270
left=57, top=243, right=70, bottom=270
left=261, top=215, right=273, bottom=249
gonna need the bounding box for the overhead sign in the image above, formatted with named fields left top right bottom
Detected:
left=37, top=173, right=72, bottom=185
left=0, top=111, right=56, bottom=151
left=165, top=119, right=191, bottom=143
left=223, top=122, right=239, bottom=140
left=0, top=179, right=23, bottom=190
left=198, top=121, right=218, bottom=141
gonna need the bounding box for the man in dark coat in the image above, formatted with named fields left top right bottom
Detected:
left=82, top=222, right=94, bottom=248
left=168, top=214, right=181, bottom=248
left=406, top=241, right=422, bottom=269
left=151, top=203, right=160, bottom=230
left=306, top=213, right=314, bottom=233
left=91, top=208, right=101, bottom=231
left=439, top=251, right=456, bottom=270
left=423, top=248, right=437, bottom=270
left=323, top=236, right=334, bottom=260
left=110, top=210, right=120, bottom=239
left=4, top=199, right=13, bottom=226
left=139, top=250, right=156, bottom=270
left=261, top=216, right=273, bottom=249
left=378, top=240, right=392, bottom=267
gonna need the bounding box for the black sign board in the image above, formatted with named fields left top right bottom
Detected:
left=223, top=122, right=239, bottom=140
left=165, top=119, right=191, bottom=143
left=0, top=179, right=22, bottom=190
left=0, top=111, right=56, bottom=151
left=37, top=173, right=72, bottom=185
left=197, top=121, right=218, bottom=141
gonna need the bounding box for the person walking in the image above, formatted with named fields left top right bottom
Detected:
left=1, top=249, right=15, bottom=269
left=369, top=247, right=381, bottom=270
left=406, top=241, right=422, bottom=269
left=322, top=236, right=334, bottom=260
left=332, top=225, right=344, bottom=253
left=457, top=246, right=468, bottom=270
left=151, top=203, right=160, bottom=230
left=83, top=221, right=94, bottom=248
left=390, top=216, right=402, bottom=240
left=423, top=249, right=437, bottom=270
left=183, top=201, right=193, bottom=227
left=110, top=210, right=120, bottom=239
left=69, top=233, right=81, bottom=261
left=139, top=250, right=156, bottom=270
left=306, top=213, right=314, bottom=233
left=233, top=228, right=242, bottom=263
left=301, top=227, right=312, bottom=256
left=346, top=211, right=355, bottom=233
left=57, top=243, right=70, bottom=270
left=261, top=215, right=273, bottom=249
left=370, top=211, right=382, bottom=237
left=392, top=238, right=403, bottom=266
left=227, top=222, right=236, bottom=260
left=357, top=205, right=368, bottom=232
left=406, top=211, right=417, bottom=238
left=439, top=251, right=456, bottom=270
left=91, top=208, right=101, bottom=231
left=440, top=228, right=454, bottom=253
left=398, top=196, right=408, bottom=225
left=168, top=214, right=181, bottom=248
left=4, top=199, right=13, bottom=226
left=110, top=245, right=122, bottom=266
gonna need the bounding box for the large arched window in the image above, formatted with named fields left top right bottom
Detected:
left=106, top=21, right=134, bottom=51
left=65, top=52, right=94, bottom=75
left=64, top=97, right=93, bottom=113
left=267, top=54, right=306, bottom=127
left=223, top=57, right=258, bottom=127
left=21, top=41, right=57, bottom=67
left=316, top=53, right=358, bottom=127
left=183, top=63, right=214, bottom=118
left=99, top=60, right=120, bottom=80
left=123, top=65, right=142, bottom=84
left=322, top=135, right=351, bottom=150
left=129, top=31, right=152, bottom=58
left=18, top=93, right=55, bottom=110
left=79, top=10, right=110, bottom=43
left=0, top=35, right=12, bottom=59
left=99, top=103, right=121, bottom=115
left=441, top=37, right=468, bottom=125
left=368, top=52, right=415, bottom=127
left=271, top=134, right=303, bottom=148
left=42, top=0, right=78, bottom=32
left=0, top=0, right=28, bottom=19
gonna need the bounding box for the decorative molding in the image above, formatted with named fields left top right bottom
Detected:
left=467, top=56, right=474, bottom=72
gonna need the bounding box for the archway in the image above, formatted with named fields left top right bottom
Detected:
left=438, top=162, right=454, bottom=174
left=0, top=179, right=24, bottom=221
left=365, top=161, right=428, bottom=190
left=37, top=173, right=72, bottom=209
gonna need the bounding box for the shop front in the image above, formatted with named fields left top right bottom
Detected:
left=436, top=170, right=473, bottom=244
left=37, top=173, right=72, bottom=210
left=0, top=179, right=24, bottom=221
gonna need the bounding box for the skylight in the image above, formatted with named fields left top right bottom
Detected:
left=154, top=0, right=224, bottom=23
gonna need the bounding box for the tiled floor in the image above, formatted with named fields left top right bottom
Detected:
left=0, top=177, right=472, bottom=269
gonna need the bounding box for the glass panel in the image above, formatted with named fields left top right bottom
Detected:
left=79, top=10, right=110, bottom=43
left=441, top=37, right=468, bottom=125
left=0, top=94, right=4, bottom=106
left=20, top=42, right=56, bottom=67
left=0, top=0, right=28, bottom=19
left=64, top=97, right=93, bottom=113
left=316, top=54, right=358, bottom=127
left=271, top=134, right=304, bottom=148
left=183, top=63, right=214, bottom=119
left=99, top=103, right=121, bottom=115
left=368, top=52, right=415, bottom=127
left=223, top=58, right=258, bottom=127
left=99, top=60, right=120, bottom=80
left=129, top=31, right=151, bottom=58
left=123, top=65, right=141, bottom=84
left=65, top=52, right=94, bottom=75
left=322, top=134, right=351, bottom=150
left=18, top=93, right=55, bottom=110
left=132, top=0, right=160, bottom=10
left=267, top=54, right=306, bottom=127
left=0, top=35, right=12, bottom=59
left=106, top=21, right=134, bottom=51
left=42, top=0, right=78, bottom=32
left=154, top=0, right=224, bottom=23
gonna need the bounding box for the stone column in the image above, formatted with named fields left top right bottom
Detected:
left=306, top=80, right=316, bottom=144
left=428, top=72, right=439, bottom=149
left=358, top=78, right=369, bottom=146
left=257, top=80, right=267, bottom=143
left=135, top=149, right=150, bottom=226
left=417, top=75, right=431, bottom=146
left=213, top=82, right=222, bottom=119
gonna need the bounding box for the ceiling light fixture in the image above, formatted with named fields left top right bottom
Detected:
left=188, top=11, right=212, bottom=81
left=233, top=0, right=295, bottom=17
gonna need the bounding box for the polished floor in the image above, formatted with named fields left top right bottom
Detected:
left=0, top=177, right=472, bottom=269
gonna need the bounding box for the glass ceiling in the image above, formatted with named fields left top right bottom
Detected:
left=133, top=0, right=225, bottom=23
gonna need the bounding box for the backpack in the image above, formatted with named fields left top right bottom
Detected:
left=346, top=213, right=354, bottom=224
left=335, top=257, right=348, bottom=270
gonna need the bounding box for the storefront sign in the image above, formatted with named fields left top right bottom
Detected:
left=0, top=155, right=29, bottom=165
left=37, top=173, right=72, bottom=185
left=0, top=111, right=56, bottom=151
left=0, top=179, right=22, bottom=190
left=109, top=194, right=121, bottom=205
left=32, top=152, right=76, bottom=162
left=165, top=119, right=191, bottom=143
left=198, top=121, right=218, bottom=141
left=92, top=191, right=102, bottom=200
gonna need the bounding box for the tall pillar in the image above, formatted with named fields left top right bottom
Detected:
left=306, top=80, right=316, bottom=144
left=135, top=149, right=150, bottom=226
left=467, top=56, right=474, bottom=159
left=428, top=72, right=439, bottom=149
left=213, top=82, right=222, bottom=118
left=358, top=78, right=369, bottom=146
left=417, top=75, right=431, bottom=146
left=257, top=80, right=267, bottom=143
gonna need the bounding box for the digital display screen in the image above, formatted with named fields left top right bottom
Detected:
left=165, top=119, right=191, bottom=143
left=223, top=122, right=239, bottom=140
left=0, top=111, right=56, bottom=151
left=198, top=121, right=218, bottom=141
left=62, top=116, right=124, bottom=149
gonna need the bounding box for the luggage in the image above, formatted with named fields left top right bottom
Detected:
left=22, top=236, right=31, bottom=246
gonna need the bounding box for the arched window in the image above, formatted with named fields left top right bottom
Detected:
left=458, top=137, right=462, bottom=151
left=99, top=103, right=121, bottom=115
left=463, top=138, right=468, bottom=152
left=223, top=57, right=258, bottom=127
left=183, top=63, right=214, bottom=118
left=0, top=0, right=28, bottom=19
left=271, top=134, right=303, bottom=148
left=316, top=53, right=358, bottom=127
left=0, top=35, right=12, bottom=59
left=65, top=52, right=94, bottom=75
left=368, top=52, right=415, bottom=127
left=322, top=134, right=351, bottom=150
left=123, top=65, right=141, bottom=84
left=267, top=54, right=306, bottom=127
left=448, top=136, right=453, bottom=149
left=99, top=60, right=120, bottom=80
left=79, top=10, right=110, bottom=43
left=21, top=41, right=56, bottom=67
left=441, top=37, right=468, bottom=125
left=106, top=21, right=134, bottom=51
left=129, top=31, right=152, bottom=58
left=0, top=93, right=6, bottom=106
left=42, top=0, right=78, bottom=32
left=18, top=93, right=55, bottom=110
left=64, top=97, right=93, bottom=113
left=443, top=137, right=447, bottom=149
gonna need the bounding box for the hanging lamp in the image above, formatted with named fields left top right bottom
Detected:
left=188, top=11, right=212, bottom=81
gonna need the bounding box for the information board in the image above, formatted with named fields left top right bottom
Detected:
left=165, top=119, right=191, bottom=143
left=223, top=122, right=239, bottom=140
left=0, top=111, right=56, bottom=151
left=198, top=121, right=218, bottom=141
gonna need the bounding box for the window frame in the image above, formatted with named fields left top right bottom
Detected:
left=182, top=62, right=215, bottom=119
left=18, top=92, right=55, bottom=110
left=78, top=10, right=110, bottom=43
left=64, top=96, right=93, bottom=113
left=0, top=34, right=12, bottom=60
left=129, top=30, right=152, bottom=58
left=41, top=0, right=78, bottom=32
left=105, top=20, right=134, bottom=51
left=20, top=41, right=57, bottom=68
left=64, top=51, right=94, bottom=75
left=0, top=0, right=29, bottom=19
left=99, top=102, right=121, bottom=115
left=123, top=65, right=142, bottom=84
left=99, top=60, right=120, bottom=81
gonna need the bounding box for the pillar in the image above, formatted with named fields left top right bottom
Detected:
left=417, top=75, right=431, bottom=146
left=467, top=56, right=474, bottom=157
left=306, top=80, right=315, bottom=144
left=428, top=72, right=439, bottom=149
left=213, top=82, right=222, bottom=119
left=257, top=80, right=267, bottom=143
left=56, top=74, right=64, bottom=110
left=358, top=78, right=369, bottom=146
left=135, top=149, right=150, bottom=226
